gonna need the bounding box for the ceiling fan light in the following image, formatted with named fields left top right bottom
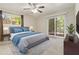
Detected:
left=32, top=9, right=38, bottom=13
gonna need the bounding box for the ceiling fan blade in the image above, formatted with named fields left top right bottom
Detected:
left=28, top=3, right=32, bottom=6
left=28, top=3, right=36, bottom=9
left=38, top=6, right=45, bottom=8
left=37, top=9, right=42, bottom=13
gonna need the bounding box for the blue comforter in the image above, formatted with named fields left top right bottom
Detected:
left=12, top=32, right=40, bottom=46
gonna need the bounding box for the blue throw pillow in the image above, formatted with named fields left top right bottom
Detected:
left=9, top=27, right=15, bottom=33
left=13, top=28, right=23, bottom=33
left=9, top=27, right=29, bottom=33
left=22, top=27, right=29, bottom=31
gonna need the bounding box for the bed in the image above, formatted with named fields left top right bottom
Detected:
left=9, top=27, right=49, bottom=54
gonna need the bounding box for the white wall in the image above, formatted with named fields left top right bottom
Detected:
left=35, top=7, right=75, bottom=37
left=24, top=15, right=37, bottom=31
left=35, top=17, right=48, bottom=34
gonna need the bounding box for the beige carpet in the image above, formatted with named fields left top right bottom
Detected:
left=0, top=37, right=64, bottom=55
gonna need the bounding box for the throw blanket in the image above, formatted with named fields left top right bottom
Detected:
left=12, top=32, right=40, bottom=46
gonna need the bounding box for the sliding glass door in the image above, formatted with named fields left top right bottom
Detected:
left=56, top=16, right=64, bottom=36
left=49, top=15, right=64, bottom=37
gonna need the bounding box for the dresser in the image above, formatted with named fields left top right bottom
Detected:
left=64, top=40, right=79, bottom=55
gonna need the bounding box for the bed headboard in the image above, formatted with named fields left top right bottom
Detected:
left=9, top=27, right=29, bottom=33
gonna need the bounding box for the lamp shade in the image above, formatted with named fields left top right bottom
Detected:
left=29, top=26, right=33, bottom=31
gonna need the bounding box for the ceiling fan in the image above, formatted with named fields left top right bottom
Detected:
left=23, top=3, right=45, bottom=13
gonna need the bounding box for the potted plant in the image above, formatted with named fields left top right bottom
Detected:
left=67, top=24, right=75, bottom=41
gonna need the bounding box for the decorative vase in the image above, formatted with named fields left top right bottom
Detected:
left=68, top=33, right=74, bottom=42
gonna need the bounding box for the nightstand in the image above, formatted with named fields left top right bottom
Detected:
left=3, top=34, right=10, bottom=41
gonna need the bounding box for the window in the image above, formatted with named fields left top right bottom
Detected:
left=3, top=12, right=21, bottom=25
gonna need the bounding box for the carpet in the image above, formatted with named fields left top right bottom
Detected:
left=0, top=37, right=64, bottom=55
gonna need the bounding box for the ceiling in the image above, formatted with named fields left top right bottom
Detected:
left=0, top=3, right=75, bottom=17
